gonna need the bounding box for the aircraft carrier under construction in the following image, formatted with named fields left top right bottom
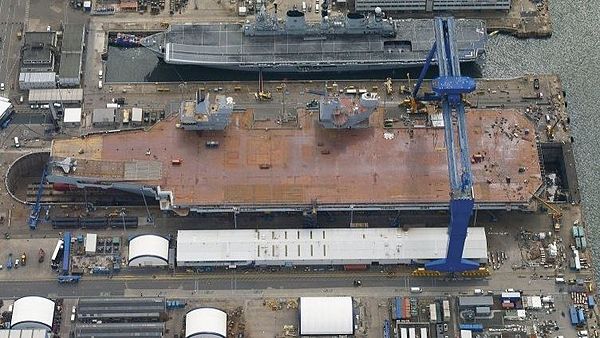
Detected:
left=140, top=7, right=486, bottom=72
left=45, top=84, right=545, bottom=214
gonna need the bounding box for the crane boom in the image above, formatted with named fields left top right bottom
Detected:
left=412, top=17, right=479, bottom=273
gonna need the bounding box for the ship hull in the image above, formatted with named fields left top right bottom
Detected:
left=142, top=18, right=486, bottom=73
left=153, top=57, right=481, bottom=72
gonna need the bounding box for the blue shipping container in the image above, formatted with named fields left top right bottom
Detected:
left=588, top=296, right=596, bottom=309
left=393, top=297, right=402, bottom=320
left=578, top=309, right=586, bottom=324
left=570, top=307, right=579, bottom=325
left=62, top=232, right=72, bottom=275
left=383, top=320, right=391, bottom=338
left=459, top=323, right=484, bottom=332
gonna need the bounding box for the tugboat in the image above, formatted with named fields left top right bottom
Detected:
left=108, top=33, right=142, bottom=48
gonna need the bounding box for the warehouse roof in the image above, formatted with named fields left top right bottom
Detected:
left=0, top=329, right=49, bottom=338
left=128, top=234, right=169, bottom=266
left=92, top=108, right=115, bottom=124
left=58, top=53, right=82, bottom=79
left=176, top=227, right=487, bottom=265
left=10, top=296, right=55, bottom=330
left=0, top=97, right=12, bottom=118
left=61, top=24, right=85, bottom=53
left=63, top=108, right=82, bottom=123
left=185, top=308, right=227, bottom=338
left=29, top=88, right=83, bottom=103
left=458, top=296, right=494, bottom=307
left=77, top=297, right=165, bottom=322
left=73, top=322, right=164, bottom=338
left=300, top=297, right=353, bottom=335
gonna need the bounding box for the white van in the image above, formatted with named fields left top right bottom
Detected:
left=98, top=80, right=103, bottom=89
left=410, top=287, right=422, bottom=293
left=98, top=69, right=103, bottom=79
left=302, top=1, right=306, bottom=12
left=13, top=137, right=20, bottom=148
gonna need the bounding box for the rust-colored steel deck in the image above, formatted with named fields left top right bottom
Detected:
left=51, top=108, right=542, bottom=208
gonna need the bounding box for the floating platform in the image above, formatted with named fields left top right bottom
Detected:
left=48, top=107, right=542, bottom=213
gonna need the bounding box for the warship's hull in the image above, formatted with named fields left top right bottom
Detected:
left=142, top=19, right=486, bottom=72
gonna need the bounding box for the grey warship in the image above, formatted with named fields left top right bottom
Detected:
left=141, top=6, right=487, bottom=72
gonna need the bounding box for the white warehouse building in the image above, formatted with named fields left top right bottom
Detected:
left=300, top=297, right=354, bottom=336
left=176, top=227, right=487, bottom=267
left=10, top=296, right=55, bottom=331
left=128, top=234, right=170, bottom=267
left=185, top=308, right=227, bottom=338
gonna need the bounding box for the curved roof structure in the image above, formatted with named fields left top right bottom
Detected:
left=10, top=296, right=55, bottom=330
left=185, top=308, right=227, bottom=338
left=128, top=234, right=169, bottom=266
left=300, top=297, right=354, bottom=335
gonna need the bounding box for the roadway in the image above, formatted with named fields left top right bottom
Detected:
left=0, top=0, right=27, bottom=99
left=1, top=272, right=487, bottom=298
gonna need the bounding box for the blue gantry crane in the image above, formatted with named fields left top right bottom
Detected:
left=28, top=165, right=48, bottom=230
left=411, top=17, right=478, bottom=273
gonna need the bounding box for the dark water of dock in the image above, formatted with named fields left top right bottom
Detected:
left=106, top=1, right=600, bottom=280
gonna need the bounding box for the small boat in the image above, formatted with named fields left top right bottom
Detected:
left=109, top=33, right=141, bottom=48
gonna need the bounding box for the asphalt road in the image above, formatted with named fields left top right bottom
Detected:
left=1, top=272, right=492, bottom=298
left=0, top=0, right=27, bottom=98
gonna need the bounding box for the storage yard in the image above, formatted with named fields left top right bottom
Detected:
left=0, top=0, right=594, bottom=337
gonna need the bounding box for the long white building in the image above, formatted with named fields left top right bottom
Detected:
left=354, top=0, right=511, bottom=12
left=176, top=227, right=487, bottom=267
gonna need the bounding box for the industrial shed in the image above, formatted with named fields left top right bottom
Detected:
left=299, top=297, right=354, bottom=336
left=92, top=108, right=115, bottom=126
left=77, top=297, right=165, bottom=322
left=0, top=329, right=50, bottom=338
left=128, top=234, right=170, bottom=267
left=176, top=227, right=488, bottom=267
left=10, top=296, right=55, bottom=330
left=28, top=88, right=83, bottom=104
left=185, top=308, right=227, bottom=338
left=63, top=108, right=82, bottom=125
left=74, top=322, right=164, bottom=338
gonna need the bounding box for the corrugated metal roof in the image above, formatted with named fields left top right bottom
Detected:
left=29, top=89, right=83, bottom=103
left=128, top=235, right=169, bottom=266
left=62, top=24, right=85, bottom=53
left=300, top=297, right=353, bottom=335
left=176, top=228, right=488, bottom=266
left=63, top=108, right=82, bottom=123
left=10, top=296, right=55, bottom=330
left=185, top=308, right=227, bottom=338
left=458, top=296, right=493, bottom=307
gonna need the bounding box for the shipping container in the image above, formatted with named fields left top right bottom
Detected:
left=122, top=109, right=130, bottom=124
left=403, top=297, right=411, bottom=320
left=570, top=307, right=579, bottom=326
left=409, top=327, right=416, bottom=338
left=578, top=308, right=586, bottom=324
left=420, top=327, right=427, bottom=338
left=459, top=323, right=483, bottom=332
left=392, top=297, right=402, bottom=320
left=400, top=327, right=408, bottom=338
left=383, top=320, right=391, bottom=338
left=429, top=303, right=438, bottom=323
left=344, top=264, right=368, bottom=271
left=443, top=300, right=451, bottom=320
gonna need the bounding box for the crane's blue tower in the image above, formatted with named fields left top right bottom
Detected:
left=412, top=17, right=479, bottom=273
